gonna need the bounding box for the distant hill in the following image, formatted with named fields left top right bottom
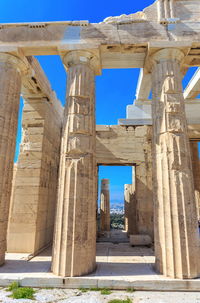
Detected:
left=110, top=201, right=124, bottom=207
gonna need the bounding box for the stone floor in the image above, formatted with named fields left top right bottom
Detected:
left=0, top=242, right=200, bottom=290
left=0, top=243, right=157, bottom=280
left=90, top=243, right=157, bottom=279
left=97, top=230, right=129, bottom=243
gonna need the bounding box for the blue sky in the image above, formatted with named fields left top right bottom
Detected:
left=1, top=0, right=197, bottom=205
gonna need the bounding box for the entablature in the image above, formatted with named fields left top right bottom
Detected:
left=0, top=0, right=200, bottom=68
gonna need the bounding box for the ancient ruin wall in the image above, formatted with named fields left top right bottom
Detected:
left=7, top=56, right=63, bottom=254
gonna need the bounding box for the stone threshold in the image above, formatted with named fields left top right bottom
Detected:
left=0, top=275, right=200, bottom=292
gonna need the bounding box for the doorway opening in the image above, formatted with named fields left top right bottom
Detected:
left=97, top=164, right=134, bottom=243
left=96, top=164, right=155, bottom=277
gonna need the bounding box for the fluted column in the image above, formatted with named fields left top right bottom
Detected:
left=151, top=48, right=199, bottom=279
left=190, top=141, right=200, bottom=221
left=52, top=51, right=99, bottom=277
left=0, top=53, right=26, bottom=266
left=100, top=179, right=110, bottom=232
left=124, top=184, right=131, bottom=233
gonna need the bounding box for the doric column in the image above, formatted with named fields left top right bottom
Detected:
left=52, top=51, right=99, bottom=277
left=151, top=48, right=199, bottom=279
left=124, top=184, right=131, bottom=233
left=124, top=184, right=137, bottom=235
left=100, top=179, right=110, bottom=232
left=0, top=53, right=27, bottom=266
left=190, top=141, right=200, bottom=221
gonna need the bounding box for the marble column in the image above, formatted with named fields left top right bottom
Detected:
left=151, top=48, right=199, bottom=279
left=100, top=179, right=110, bottom=232
left=0, top=53, right=26, bottom=266
left=124, top=184, right=137, bottom=235
left=190, top=141, right=200, bottom=221
left=52, top=51, right=99, bottom=277
left=124, top=184, right=131, bottom=233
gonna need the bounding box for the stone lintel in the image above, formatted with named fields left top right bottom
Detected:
left=148, top=41, right=192, bottom=50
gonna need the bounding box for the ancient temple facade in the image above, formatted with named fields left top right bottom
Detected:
left=0, top=0, right=200, bottom=280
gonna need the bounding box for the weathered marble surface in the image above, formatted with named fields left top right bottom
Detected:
left=7, top=56, right=63, bottom=254
left=151, top=48, right=199, bottom=279
left=96, top=125, right=152, bottom=165
left=100, top=179, right=110, bottom=232
left=52, top=51, right=97, bottom=277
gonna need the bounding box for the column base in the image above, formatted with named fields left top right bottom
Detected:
left=52, top=260, right=97, bottom=278
left=155, top=257, right=199, bottom=279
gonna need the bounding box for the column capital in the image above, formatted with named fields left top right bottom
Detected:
left=148, top=48, right=185, bottom=71
left=0, top=53, right=28, bottom=75
left=62, top=50, right=101, bottom=75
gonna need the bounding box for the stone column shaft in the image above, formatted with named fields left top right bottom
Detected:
left=151, top=49, right=199, bottom=279
left=52, top=51, right=98, bottom=277
left=0, top=54, right=25, bottom=265
left=100, top=179, right=110, bottom=232
left=124, top=183, right=137, bottom=235
left=190, top=141, right=200, bottom=221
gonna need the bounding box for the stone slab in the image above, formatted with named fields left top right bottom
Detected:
left=130, top=235, right=152, bottom=246
left=1, top=275, right=200, bottom=292
left=0, top=244, right=200, bottom=291
left=96, top=125, right=151, bottom=165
